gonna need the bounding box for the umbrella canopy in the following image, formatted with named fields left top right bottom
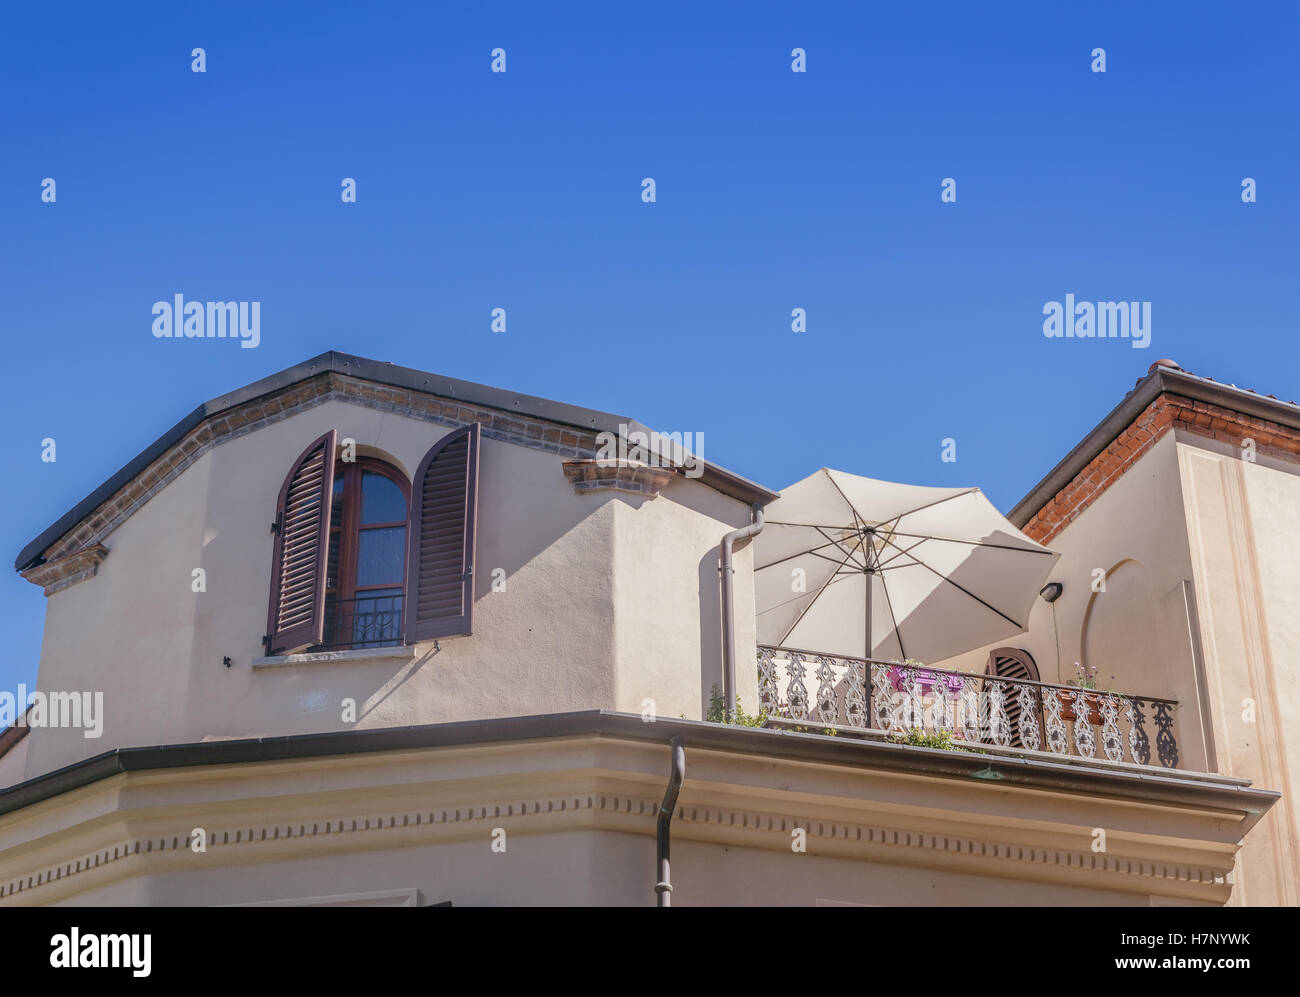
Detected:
left=754, top=468, right=1058, bottom=663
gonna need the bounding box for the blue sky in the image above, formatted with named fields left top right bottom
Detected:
left=1, top=2, right=1296, bottom=693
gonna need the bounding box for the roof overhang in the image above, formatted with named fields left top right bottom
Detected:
left=0, top=710, right=1275, bottom=822
left=15, top=352, right=779, bottom=571
left=1009, top=364, right=1300, bottom=528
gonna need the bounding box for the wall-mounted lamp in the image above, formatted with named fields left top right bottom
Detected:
left=223, top=656, right=233, bottom=668
left=1039, top=582, right=1063, bottom=603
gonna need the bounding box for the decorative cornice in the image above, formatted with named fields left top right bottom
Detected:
left=561, top=458, right=677, bottom=497
left=18, top=543, right=108, bottom=595
left=0, top=786, right=1235, bottom=905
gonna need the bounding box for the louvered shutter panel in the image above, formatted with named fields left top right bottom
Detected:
left=405, top=423, right=480, bottom=641
left=265, top=430, right=336, bottom=654
left=985, top=650, right=1039, bottom=748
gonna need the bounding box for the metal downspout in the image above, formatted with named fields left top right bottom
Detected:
left=655, top=736, right=686, bottom=907
left=720, top=503, right=765, bottom=719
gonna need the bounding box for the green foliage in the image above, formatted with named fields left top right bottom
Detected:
left=886, top=727, right=984, bottom=753
left=1069, top=660, right=1117, bottom=693
left=706, top=685, right=767, bottom=727
left=888, top=727, right=958, bottom=750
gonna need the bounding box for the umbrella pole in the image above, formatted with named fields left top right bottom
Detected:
left=864, top=567, right=873, bottom=661
left=864, top=527, right=875, bottom=661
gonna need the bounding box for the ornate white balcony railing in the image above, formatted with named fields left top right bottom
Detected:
left=757, top=645, right=1180, bottom=768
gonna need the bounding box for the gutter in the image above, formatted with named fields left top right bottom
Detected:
left=719, top=504, right=765, bottom=718
left=655, top=737, right=686, bottom=907
left=0, top=712, right=1278, bottom=829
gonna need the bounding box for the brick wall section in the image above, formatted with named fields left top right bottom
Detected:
left=1023, top=391, right=1300, bottom=545
left=22, top=373, right=608, bottom=592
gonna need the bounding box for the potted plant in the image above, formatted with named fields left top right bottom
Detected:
left=886, top=659, right=966, bottom=695
left=1057, top=662, right=1114, bottom=724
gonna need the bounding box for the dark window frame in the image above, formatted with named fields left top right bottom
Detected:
left=321, top=457, right=411, bottom=650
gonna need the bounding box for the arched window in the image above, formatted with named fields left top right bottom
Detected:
left=265, top=425, right=481, bottom=655
left=984, top=647, right=1041, bottom=748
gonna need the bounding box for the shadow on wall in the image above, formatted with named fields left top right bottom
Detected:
left=1080, top=557, right=1157, bottom=692
left=698, top=546, right=722, bottom=718
left=186, top=436, right=637, bottom=739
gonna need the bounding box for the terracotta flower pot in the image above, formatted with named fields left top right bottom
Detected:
left=1058, top=689, right=1103, bottom=725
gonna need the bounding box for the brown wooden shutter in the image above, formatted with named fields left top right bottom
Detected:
left=984, top=648, right=1040, bottom=748
left=405, top=423, right=480, bottom=641
left=265, top=430, right=337, bottom=654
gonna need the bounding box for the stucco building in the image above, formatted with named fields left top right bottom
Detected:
left=0, top=353, right=1291, bottom=906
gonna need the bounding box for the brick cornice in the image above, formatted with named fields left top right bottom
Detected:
left=1022, top=391, right=1300, bottom=545
left=19, top=543, right=109, bottom=596
left=561, top=458, right=677, bottom=497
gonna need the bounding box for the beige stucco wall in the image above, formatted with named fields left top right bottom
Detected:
left=610, top=477, right=759, bottom=721
left=1176, top=431, right=1300, bottom=906
left=0, top=737, right=28, bottom=790
left=17, top=399, right=756, bottom=782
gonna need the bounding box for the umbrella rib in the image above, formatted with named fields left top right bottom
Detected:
left=817, top=551, right=863, bottom=569
left=778, top=544, right=859, bottom=647
left=825, top=473, right=871, bottom=538
left=766, top=521, right=872, bottom=530
left=874, top=532, right=1025, bottom=629
left=822, top=481, right=887, bottom=657
left=877, top=565, right=906, bottom=660
left=876, top=536, right=927, bottom=569
left=882, top=529, right=1055, bottom=554
left=757, top=571, right=858, bottom=618
left=815, top=526, right=866, bottom=570
left=891, top=487, right=981, bottom=519
left=755, top=536, right=853, bottom=572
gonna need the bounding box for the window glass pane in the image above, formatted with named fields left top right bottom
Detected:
left=329, top=475, right=345, bottom=528
left=326, top=530, right=341, bottom=591
left=361, top=472, right=406, bottom=525
left=356, top=526, right=406, bottom=587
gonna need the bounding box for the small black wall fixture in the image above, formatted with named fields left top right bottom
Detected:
left=655, top=736, right=686, bottom=907
left=223, top=656, right=232, bottom=668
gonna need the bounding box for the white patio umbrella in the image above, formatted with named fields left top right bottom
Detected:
left=754, top=469, right=1058, bottom=664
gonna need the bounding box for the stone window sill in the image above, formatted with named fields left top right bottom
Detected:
left=251, top=644, right=419, bottom=669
